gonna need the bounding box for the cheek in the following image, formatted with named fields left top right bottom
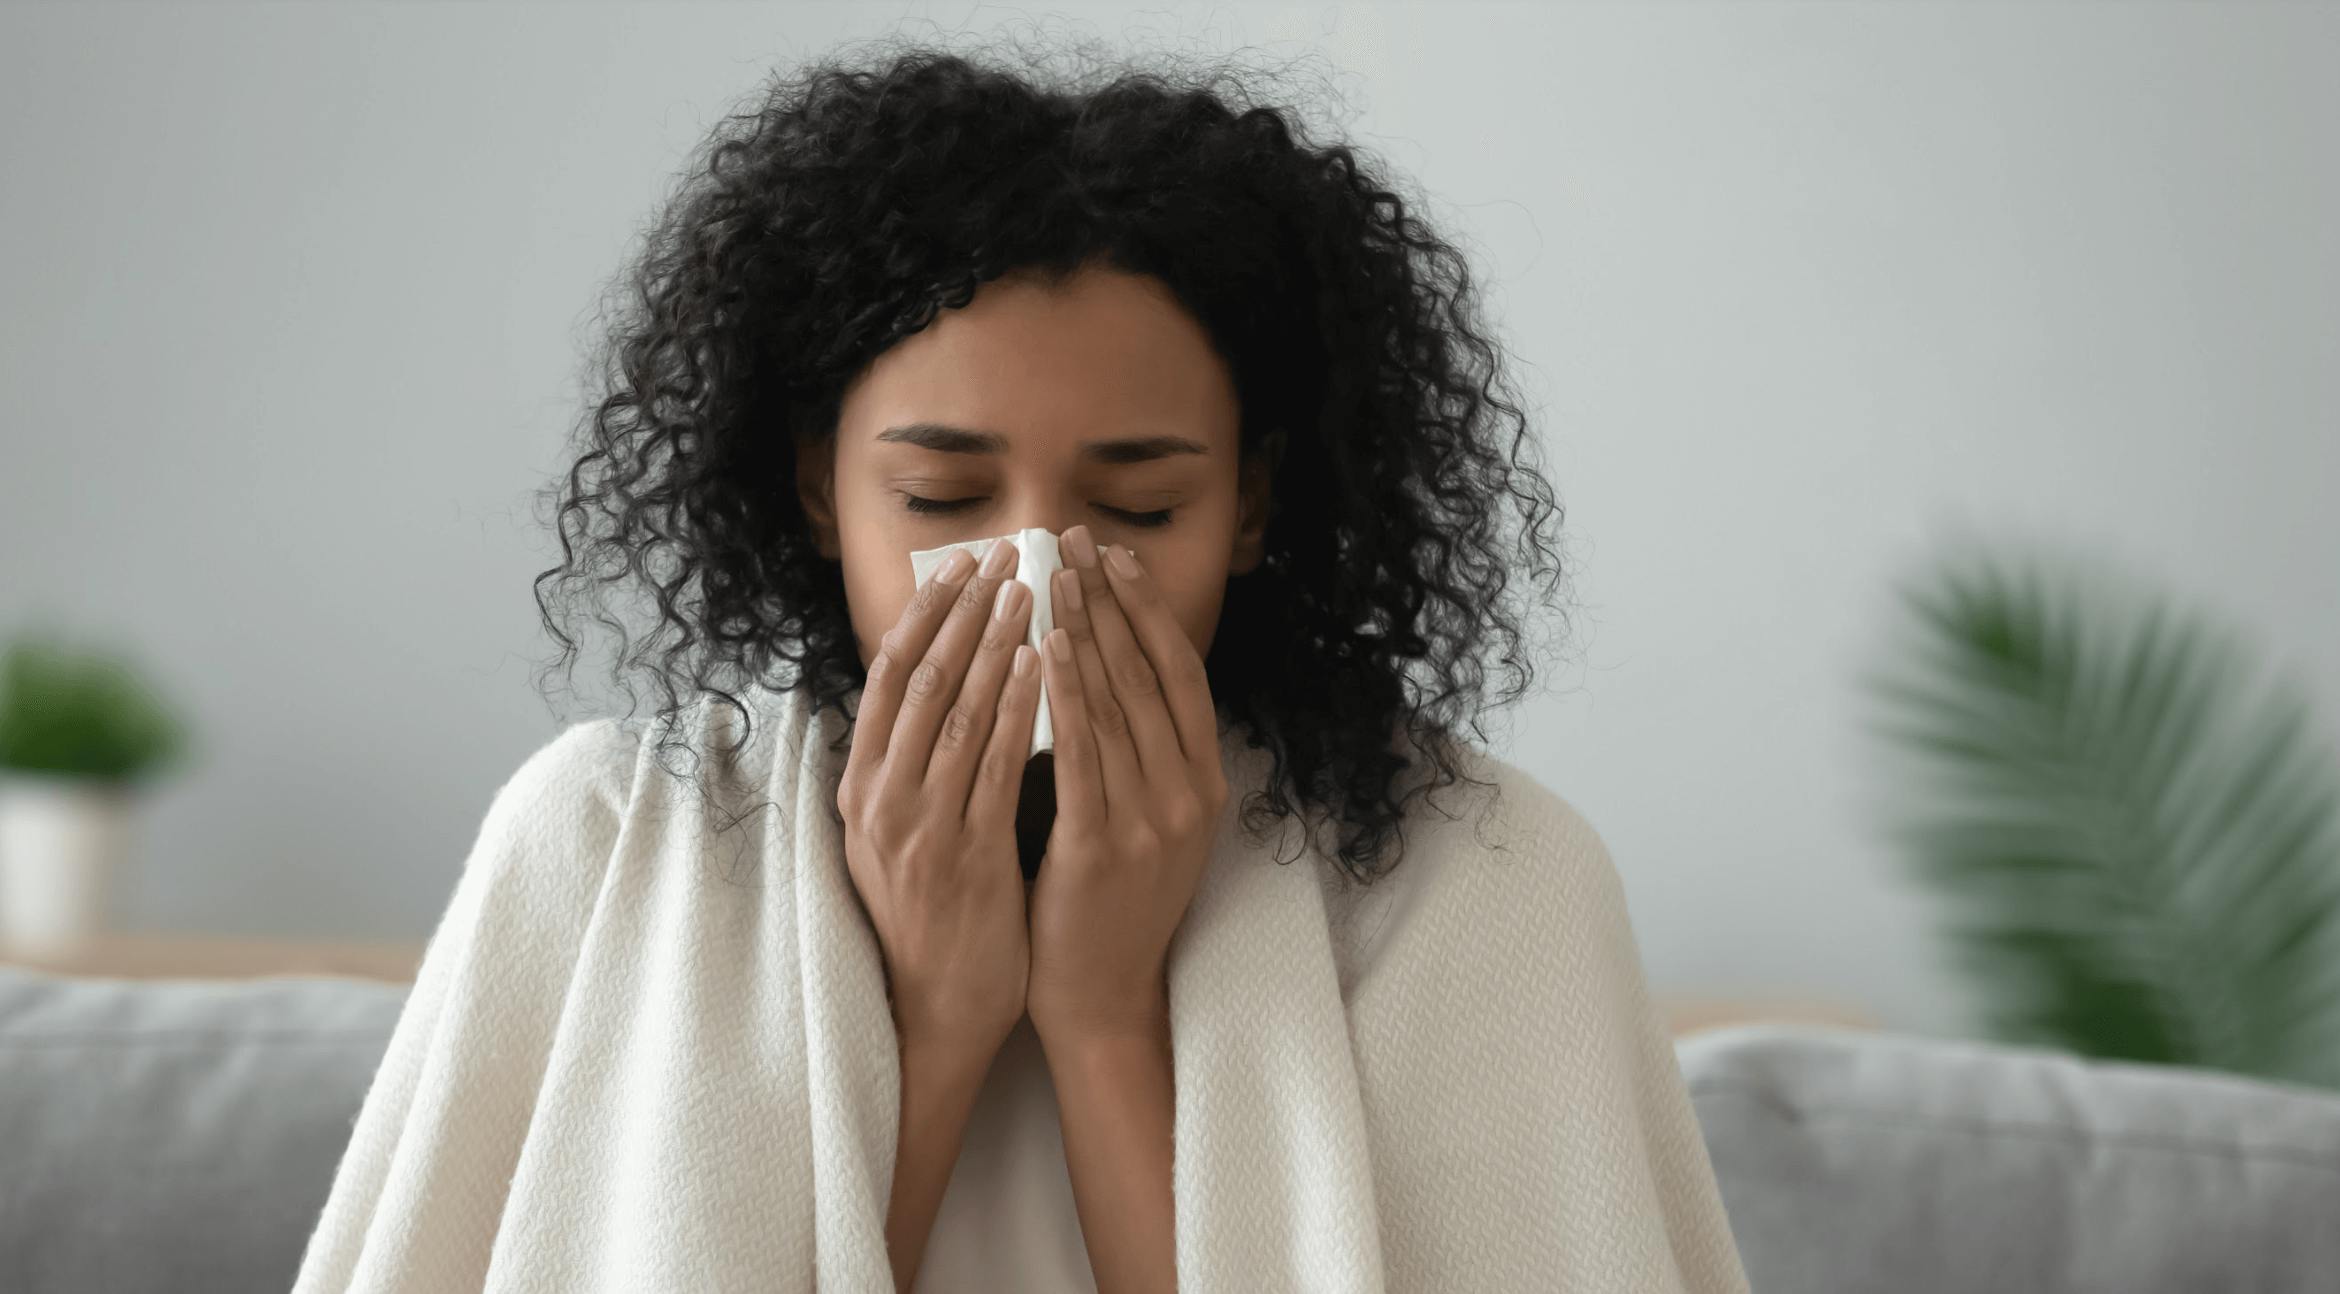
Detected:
left=1155, top=571, right=1226, bottom=661
left=843, top=560, right=915, bottom=671
left=824, top=468, right=922, bottom=670
left=1139, top=527, right=1235, bottom=661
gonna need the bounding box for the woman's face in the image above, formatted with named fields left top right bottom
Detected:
left=798, top=263, right=1273, bottom=677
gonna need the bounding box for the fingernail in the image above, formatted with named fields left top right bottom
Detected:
left=980, top=539, right=1015, bottom=577
left=992, top=579, right=1025, bottom=621
left=1013, top=644, right=1036, bottom=678
left=1106, top=545, right=1141, bottom=578
left=1048, top=628, right=1073, bottom=661
left=1059, top=568, right=1082, bottom=613
left=940, top=548, right=976, bottom=583
left=1066, top=526, right=1100, bottom=569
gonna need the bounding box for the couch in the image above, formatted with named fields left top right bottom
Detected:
left=4, top=964, right=2337, bottom=1291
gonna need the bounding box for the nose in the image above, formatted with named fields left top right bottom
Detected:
left=995, top=515, right=1087, bottom=556
left=988, top=485, right=1091, bottom=552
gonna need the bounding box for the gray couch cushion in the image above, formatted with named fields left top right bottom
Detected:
left=10, top=966, right=2340, bottom=1293
left=1679, top=1022, right=2340, bottom=1293
left=0, top=965, right=407, bottom=1294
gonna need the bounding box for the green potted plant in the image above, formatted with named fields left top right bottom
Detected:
left=0, top=629, right=189, bottom=954
left=1862, top=540, right=2340, bottom=1091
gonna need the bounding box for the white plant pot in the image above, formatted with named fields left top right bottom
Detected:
left=0, top=773, right=135, bottom=955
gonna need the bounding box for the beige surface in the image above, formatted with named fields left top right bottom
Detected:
left=0, top=933, right=1875, bottom=1035
left=0, top=932, right=426, bottom=982
left=1661, top=995, right=1875, bottom=1036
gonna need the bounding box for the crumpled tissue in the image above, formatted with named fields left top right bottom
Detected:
left=907, top=527, right=1063, bottom=759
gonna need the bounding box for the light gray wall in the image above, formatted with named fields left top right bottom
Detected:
left=4, top=2, right=2334, bottom=1038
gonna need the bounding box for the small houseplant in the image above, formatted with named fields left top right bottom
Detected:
left=0, top=629, right=188, bottom=953
left=1862, top=540, right=2340, bottom=1092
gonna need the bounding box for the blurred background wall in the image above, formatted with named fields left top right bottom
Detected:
left=2, top=1, right=2333, bottom=1037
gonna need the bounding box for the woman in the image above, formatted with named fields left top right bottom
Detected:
left=294, top=35, right=1751, bottom=1294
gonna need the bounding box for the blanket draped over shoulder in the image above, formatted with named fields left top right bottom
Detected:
left=293, top=682, right=1751, bottom=1292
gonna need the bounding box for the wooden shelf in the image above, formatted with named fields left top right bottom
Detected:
left=0, top=932, right=425, bottom=983
left=0, top=935, right=1877, bottom=1035
left=1661, top=994, right=1874, bottom=1036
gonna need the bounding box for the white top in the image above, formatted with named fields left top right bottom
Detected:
left=913, top=848, right=1439, bottom=1292
left=911, top=1014, right=1090, bottom=1291
left=292, top=682, right=1751, bottom=1292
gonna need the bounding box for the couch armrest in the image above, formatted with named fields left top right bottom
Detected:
left=1676, top=1024, right=2340, bottom=1294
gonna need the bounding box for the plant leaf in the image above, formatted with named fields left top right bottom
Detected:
left=1865, top=545, right=2340, bottom=1090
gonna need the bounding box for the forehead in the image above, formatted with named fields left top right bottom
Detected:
left=838, top=266, right=1240, bottom=458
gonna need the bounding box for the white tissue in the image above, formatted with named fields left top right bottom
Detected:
left=907, top=527, right=1063, bottom=759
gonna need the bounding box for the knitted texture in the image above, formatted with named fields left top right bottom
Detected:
left=292, top=682, right=1751, bottom=1292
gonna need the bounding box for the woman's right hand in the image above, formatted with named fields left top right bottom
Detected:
left=838, top=538, right=1042, bottom=1061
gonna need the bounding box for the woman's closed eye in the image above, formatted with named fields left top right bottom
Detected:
left=896, top=492, right=1175, bottom=528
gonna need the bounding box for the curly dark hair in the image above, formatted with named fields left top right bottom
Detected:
left=531, top=28, right=1574, bottom=887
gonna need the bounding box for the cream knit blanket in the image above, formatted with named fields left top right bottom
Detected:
left=292, top=682, right=1750, bottom=1292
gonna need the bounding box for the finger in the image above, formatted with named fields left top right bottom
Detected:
left=847, top=545, right=978, bottom=786
left=928, top=569, right=1032, bottom=822
left=965, top=643, right=1041, bottom=839
left=1094, top=537, right=1219, bottom=780
left=1070, top=532, right=1184, bottom=784
left=1053, top=561, right=1145, bottom=819
left=1041, top=627, right=1105, bottom=837
left=881, top=538, right=1019, bottom=807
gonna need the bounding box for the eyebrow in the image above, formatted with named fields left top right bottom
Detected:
left=875, top=422, right=1210, bottom=465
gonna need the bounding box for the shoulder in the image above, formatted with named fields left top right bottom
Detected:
left=492, top=716, right=642, bottom=819
left=498, top=716, right=642, bottom=806
left=468, top=716, right=645, bottom=872
left=397, top=719, right=648, bottom=1016
left=1335, top=739, right=1651, bottom=1025
left=1334, top=740, right=1625, bottom=990
left=1404, top=742, right=1620, bottom=891
left=1396, top=742, right=1638, bottom=949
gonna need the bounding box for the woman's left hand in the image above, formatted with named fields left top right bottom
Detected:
left=1028, top=524, right=1229, bottom=1041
